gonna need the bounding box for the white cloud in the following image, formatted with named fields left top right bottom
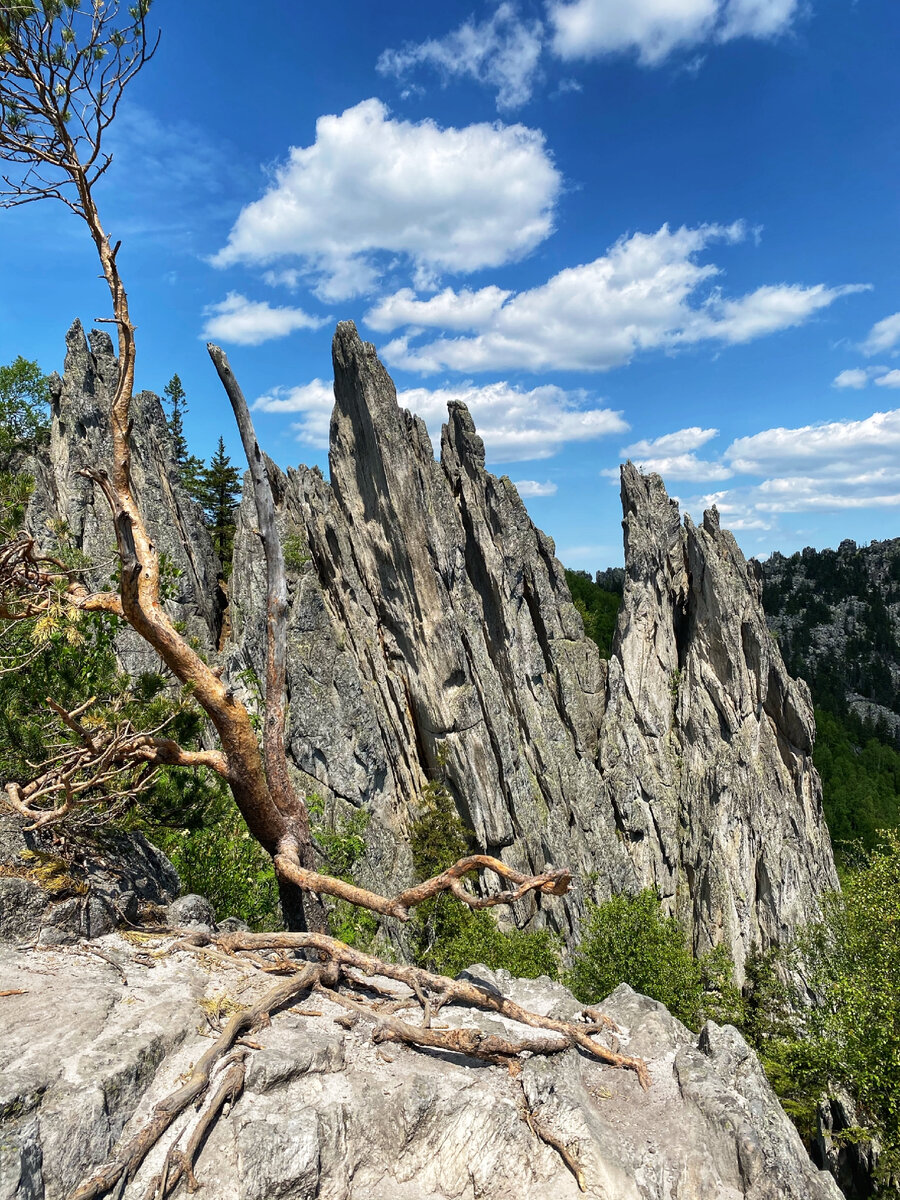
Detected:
left=377, top=3, right=544, bottom=111
left=833, top=368, right=871, bottom=389
left=366, top=286, right=512, bottom=333
left=378, top=223, right=864, bottom=374
left=831, top=364, right=898, bottom=390
left=622, top=452, right=732, bottom=481
left=727, top=411, right=900, bottom=476
left=514, top=479, right=558, bottom=497
left=212, top=99, right=560, bottom=300
left=547, top=0, right=799, bottom=64
left=621, top=426, right=719, bottom=456
left=614, top=426, right=730, bottom=480
left=201, top=293, right=326, bottom=346
left=253, top=380, right=335, bottom=449
left=862, top=311, right=900, bottom=356
left=260, top=377, right=627, bottom=461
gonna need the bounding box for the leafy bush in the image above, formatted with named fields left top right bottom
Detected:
left=779, top=835, right=900, bottom=1179
left=564, top=890, right=743, bottom=1030
left=146, top=776, right=281, bottom=930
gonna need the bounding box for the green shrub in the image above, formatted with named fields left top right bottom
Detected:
left=145, top=776, right=281, bottom=930
left=564, top=890, right=744, bottom=1030
left=784, top=834, right=900, bottom=1179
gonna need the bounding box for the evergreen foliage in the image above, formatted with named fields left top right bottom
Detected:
left=161, top=373, right=209, bottom=507
left=193, top=437, right=242, bottom=571
left=564, top=568, right=621, bottom=658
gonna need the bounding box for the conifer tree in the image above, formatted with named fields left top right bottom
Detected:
left=197, top=436, right=241, bottom=569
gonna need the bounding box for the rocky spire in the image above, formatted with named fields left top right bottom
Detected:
left=24, top=320, right=223, bottom=672
left=228, top=323, right=838, bottom=970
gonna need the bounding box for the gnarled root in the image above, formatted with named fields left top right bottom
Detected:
left=68, top=931, right=647, bottom=1200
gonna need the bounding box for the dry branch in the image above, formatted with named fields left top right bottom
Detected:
left=274, top=850, right=572, bottom=922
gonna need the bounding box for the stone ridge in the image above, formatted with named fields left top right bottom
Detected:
left=24, top=320, right=223, bottom=672
left=228, top=322, right=838, bottom=972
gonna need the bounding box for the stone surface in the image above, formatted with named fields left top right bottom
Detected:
left=0, top=811, right=179, bottom=944
left=0, top=941, right=841, bottom=1200
left=24, top=320, right=223, bottom=672
left=227, top=323, right=838, bottom=973
left=166, top=893, right=216, bottom=929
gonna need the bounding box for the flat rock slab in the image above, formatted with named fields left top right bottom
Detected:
left=0, top=939, right=840, bottom=1200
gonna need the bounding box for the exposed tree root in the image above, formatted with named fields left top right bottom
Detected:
left=68, top=930, right=647, bottom=1200
left=517, top=1078, right=587, bottom=1193
left=66, top=961, right=336, bottom=1200
left=200, top=930, right=651, bottom=1087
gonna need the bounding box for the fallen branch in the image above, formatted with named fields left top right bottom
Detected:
left=274, top=851, right=572, bottom=922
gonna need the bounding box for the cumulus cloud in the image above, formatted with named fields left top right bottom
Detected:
left=670, top=407, right=900, bottom=531
left=376, top=223, right=864, bottom=374
left=547, top=0, right=800, bottom=64
left=832, top=364, right=899, bottom=390
left=862, top=311, right=900, bottom=356
left=833, top=368, right=871, bottom=389
left=377, top=3, right=544, bottom=110
left=366, top=286, right=512, bottom=333
left=253, top=380, right=335, bottom=449
left=257, top=377, right=627, bottom=461
left=513, top=479, right=558, bottom=497
left=201, top=293, right=327, bottom=346
left=621, top=426, right=719, bottom=456
left=211, top=99, right=560, bottom=300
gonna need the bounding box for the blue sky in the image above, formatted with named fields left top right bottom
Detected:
left=2, top=0, right=900, bottom=569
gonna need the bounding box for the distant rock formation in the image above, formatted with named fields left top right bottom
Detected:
left=0, top=941, right=843, bottom=1200
left=228, top=322, right=838, bottom=975
left=762, top=537, right=900, bottom=743
left=24, top=320, right=223, bottom=675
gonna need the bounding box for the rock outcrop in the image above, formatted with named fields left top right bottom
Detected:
left=762, top=537, right=900, bottom=744
left=0, top=936, right=842, bottom=1200
left=0, top=811, right=178, bottom=945
left=17, top=319, right=838, bottom=973
left=229, top=323, right=837, bottom=974
left=24, top=320, right=223, bottom=672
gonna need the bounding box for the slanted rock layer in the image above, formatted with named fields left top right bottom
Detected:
left=229, top=322, right=838, bottom=973
left=19, top=319, right=838, bottom=969
left=24, top=320, right=223, bottom=673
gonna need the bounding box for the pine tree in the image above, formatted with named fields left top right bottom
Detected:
left=163, top=372, right=206, bottom=502
left=197, top=437, right=242, bottom=571
left=163, top=374, right=188, bottom=463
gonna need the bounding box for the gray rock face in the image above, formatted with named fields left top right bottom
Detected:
left=0, top=939, right=841, bottom=1200
left=228, top=323, right=837, bottom=972
left=598, top=475, right=839, bottom=975
left=0, top=811, right=178, bottom=945
left=24, top=320, right=223, bottom=671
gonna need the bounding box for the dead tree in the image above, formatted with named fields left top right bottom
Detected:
left=0, top=0, right=573, bottom=928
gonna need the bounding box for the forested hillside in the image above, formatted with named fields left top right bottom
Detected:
left=761, top=540, right=900, bottom=855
